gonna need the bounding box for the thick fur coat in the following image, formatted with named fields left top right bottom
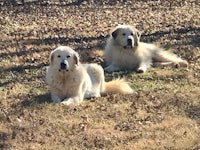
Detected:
left=46, top=46, right=133, bottom=105
left=104, top=25, right=188, bottom=73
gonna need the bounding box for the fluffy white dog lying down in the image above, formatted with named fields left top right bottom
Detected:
left=104, top=25, right=188, bottom=73
left=46, top=46, right=133, bottom=105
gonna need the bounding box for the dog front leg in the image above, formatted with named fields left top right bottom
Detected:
left=61, top=88, right=84, bottom=105
left=61, top=95, right=83, bottom=105
left=137, top=63, right=148, bottom=73
left=61, top=81, right=85, bottom=105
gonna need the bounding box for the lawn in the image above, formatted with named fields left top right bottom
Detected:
left=0, top=0, right=200, bottom=149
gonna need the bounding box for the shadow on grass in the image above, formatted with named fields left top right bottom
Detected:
left=3, top=63, right=47, bottom=73
left=2, top=27, right=198, bottom=61
left=186, top=105, right=200, bottom=123
left=0, top=63, right=47, bottom=87
left=2, top=0, right=133, bottom=7
left=0, top=46, right=51, bottom=59
left=0, top=132, right=9, bottom=149
left=20, top=93, right=52, bottom=107
left=142, top=27, right=200, bottom=47
left=0, top=34, right=108, bottom=58
left=24, top=35, right=108, bottom=49
left=66, top=0, right=86, bottom=6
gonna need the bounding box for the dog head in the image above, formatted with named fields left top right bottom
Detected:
left=111, top=25, right=141, bottom=49
left=49, top=46, right=79, bottom=72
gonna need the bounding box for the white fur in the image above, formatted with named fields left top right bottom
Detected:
left=46, top=46, right=133, bottom=105
left=104, top=25, right=188, bottom=73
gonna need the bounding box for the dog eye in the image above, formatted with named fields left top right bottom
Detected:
left=66, top=55, right=70, bottom=58
left=131, top=33, right=134, bottom=35
left=57, top=55, right=61, bottom=58
left=122, top=33, right=126, bottom=36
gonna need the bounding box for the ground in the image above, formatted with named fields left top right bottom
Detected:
left=0, top=0, right=200, bottom=149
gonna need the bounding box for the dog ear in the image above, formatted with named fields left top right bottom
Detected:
left=112, top=28, right=119, bottom=39
left=73, top=52, right=79, bottom=66
left=134, top=28, right=141, bottom=46
left=49, top=51, right=54, bottom=65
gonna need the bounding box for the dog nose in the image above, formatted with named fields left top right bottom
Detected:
left=127, top=39, right=132, bottom=46
left=60, top=62, right=66, bottom=69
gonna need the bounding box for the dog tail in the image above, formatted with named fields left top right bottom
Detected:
left=103, top=78, right=133, bottom=95
left=153, top=50, right=188, bottom=67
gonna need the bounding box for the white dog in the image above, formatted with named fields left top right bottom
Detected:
left=104, top=25, right=188, bottom=73
left=45, top=46, right=133, bottom=105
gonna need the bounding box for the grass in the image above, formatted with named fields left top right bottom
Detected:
left=0, top=0, right=200, bottom=149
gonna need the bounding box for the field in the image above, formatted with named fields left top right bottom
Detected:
left=0, top=0, right=200, bottom=149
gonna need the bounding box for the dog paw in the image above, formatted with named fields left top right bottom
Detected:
left=61, top=97, right=81, bottom=105
left=137, top=67, right=146, bottom=73
left=61, top=100, right=71, bottom=105
left=174, top=61, right=188, bottom=68
left=137, top=69, right=144, bottom=73
left=61, top=98, right=74, bottom=105
left=180, top=60, right=188, bottom=67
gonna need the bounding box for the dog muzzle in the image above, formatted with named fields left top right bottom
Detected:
left=124, top=36, right=135, bottom=49
left=127, top=36, right=135, bottom=47
left=59, top=60, right=69, bottom=71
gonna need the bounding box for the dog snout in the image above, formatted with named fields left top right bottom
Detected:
left=127, top=38, right=132, bottom=46
left=60, top=62, right=66, bottom=69
left=60, top=60, right=69, bottom=71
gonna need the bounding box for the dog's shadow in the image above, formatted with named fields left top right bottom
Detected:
left=20, top=93, right=52, bottom=107
left=104, top=70, right=135, bottom=81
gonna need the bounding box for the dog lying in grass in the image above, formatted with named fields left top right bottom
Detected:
left=45, top=46, right=133, bottom=105
left=104, top=24, right=188, bottom=73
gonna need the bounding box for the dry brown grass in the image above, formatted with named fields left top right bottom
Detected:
left=0, top=0, right=200, bottom=149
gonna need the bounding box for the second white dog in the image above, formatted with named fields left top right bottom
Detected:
left=104, top=25, right=188, bottom=73
left=46, top=46, right=133, bottom=105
